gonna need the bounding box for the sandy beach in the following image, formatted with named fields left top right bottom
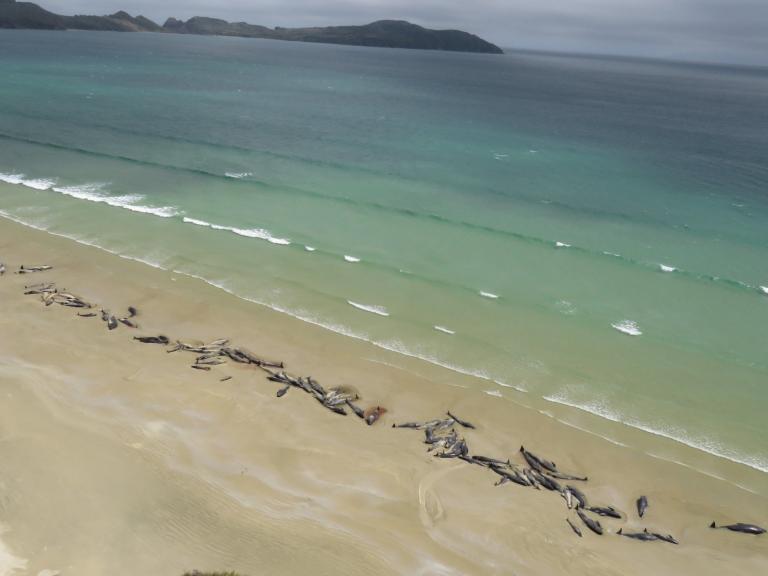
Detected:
left=0, top=216, right=766, bottom=576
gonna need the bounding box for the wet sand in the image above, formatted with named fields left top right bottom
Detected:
left=0, top=217, right=766, bottom=575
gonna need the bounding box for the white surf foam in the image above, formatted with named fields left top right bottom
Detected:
left=225, top=172, right=253, bottom=179
left=495, top=379, right=528, bottom=393
left=760, top=285, right=768, bottom=295
left=659, top=264, right=677, bottom=273
left=555, top=300, right=576, bottom=315
left=344, top=255, right=361, bottom=263
left=602, top=251, right=621, bottom=257
left=53, top=182, right=111, bottom=200
left=51, top=184, right=179, bottom=218
left=0, top=526, right=28, bottom=576
left=0, top=172, right=56, bottom=190
left=611, top=320, right=642, bottom=336
left=479, top=291, right=499, bottom=299
left=226, top=227, right=290, bottom=245
left=183, top=218, right=291, bottom=245
left=22, top=178, right=56, bottom=190
left=0, top=173, right=25, bottom=185
left=119, top=203, right=180, bottom=218
left=304, top=246, right=316, bottom=252
left=347, top=301, right=389, bottom=317
left=484, top=389, right=503, bottom=398
left=544, top=393, right=768, bottom=474
left=433, top=325, right=455, bottom=335
left=555, top=241, right=571, bottom=248
left=182, top=216, right=211, bottom=227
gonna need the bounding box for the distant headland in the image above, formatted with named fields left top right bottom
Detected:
left=0, top=0, right=504, bottom=54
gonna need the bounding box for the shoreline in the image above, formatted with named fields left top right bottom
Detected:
left=0, top=205, right=768, bottom=484
left=0, top=216, right=766, bottom=575
left=2, top=206, right=766, bottom=486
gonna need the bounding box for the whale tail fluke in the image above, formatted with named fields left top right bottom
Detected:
left=710, top=521, right=717, bottom=528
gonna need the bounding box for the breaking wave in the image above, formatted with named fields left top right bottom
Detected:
left=0, top=172, right=56, bottom=190
left=182, top=216, right=291, bottom=245
left=0, top=173, right=180, bottom=218
left=51, top=183, right=180, bottom=218
left=479, top=291, right=499, bottom=299
left=433, top=325, right=455, bottom=335
left=544, top=392, right=768, bottom=474
left=611, top=320, right=642, bottom=336
left=347, top=301, right=389, bottom=317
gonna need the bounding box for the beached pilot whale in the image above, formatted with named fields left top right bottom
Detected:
left=653, top=532, right=680, bottom=544
left=566, top=517, right=582, bottom=537
left=520, top=446, right=557, bottom=473
left=276, top=384, right=290, bottom=397
left=447, top=410, right=476, bottom=429
left=636, top=495, right=649, bottom=518
left=134, top=335, right=170, bottom=345
left=565, top=485, right=588, bottom=509
left=618, top=528, right=679, bottom=544
left=577, top=508, right=603, bottom=535
left=520, top=446, right=588, bottom=481
left=710, top=521, right=765, bottom=535
left=364, top=405, right=387, bottom=426
left=490, top=464, right=529, bottom=487
left=618, top=528, right=657, bottom=541
left=17, top=264, right=52, bottom=274
left=99, top=309, right=118, bottom=329
left=531, top=469, right=561, bottom=492
left=345, top=400, right=365, bottom=419
left=588, top=505, right=622, bottom=519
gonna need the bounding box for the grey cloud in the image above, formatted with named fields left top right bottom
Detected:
left=39, top=0, right=768, bottom=65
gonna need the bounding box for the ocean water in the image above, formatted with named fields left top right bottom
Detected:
left=1, top=30, right=767, bottom=477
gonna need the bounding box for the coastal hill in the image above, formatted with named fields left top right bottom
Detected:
left=0, top=1, right=160, bottom=32
left=0, top=0, right=503, bottom=54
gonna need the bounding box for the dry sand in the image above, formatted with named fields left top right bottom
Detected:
left=0, top=217, right=766, bottom=575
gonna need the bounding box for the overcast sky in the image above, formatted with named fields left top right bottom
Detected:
left=41, top=0, right=768, bottom=65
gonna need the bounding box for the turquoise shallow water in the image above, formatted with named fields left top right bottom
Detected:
left=1, top=30, right=767, bottom=476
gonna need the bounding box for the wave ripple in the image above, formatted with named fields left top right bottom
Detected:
left=183, top=216, right=291, bottom=245
left=347, top=301, right=389, bottom=317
